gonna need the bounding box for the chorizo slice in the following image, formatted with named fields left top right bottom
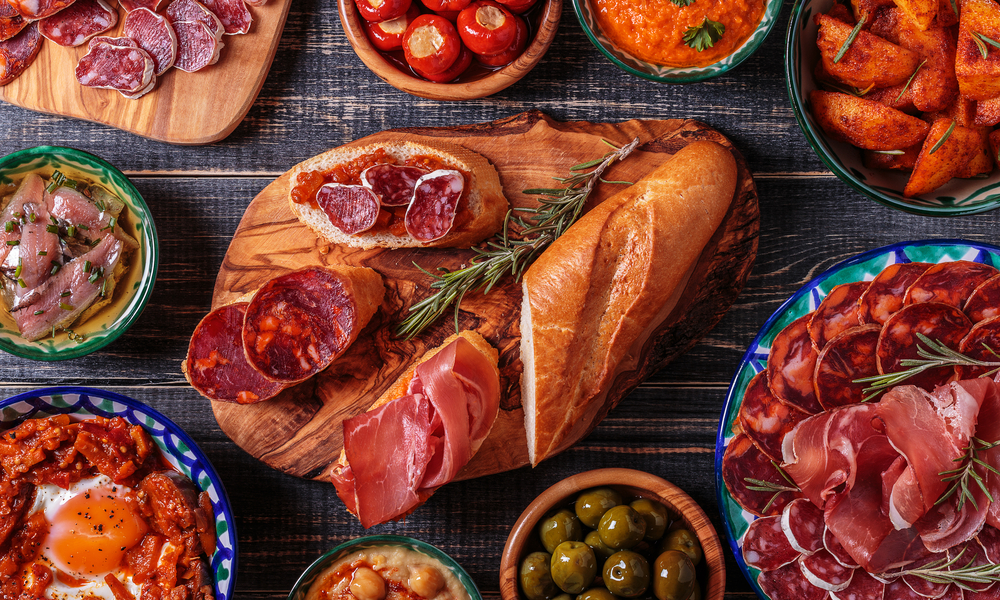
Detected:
left=7, top=0, right=74, bottom=20
left=0, top=2, right=28, bottom=43
left=876, top=302, right=972, bottom=390
left=904, top=260, right=999, bottom=309
left=0, top=23, right=41, bottom=86
left=184, top=302, right=286, bottom=404
left=813, top=324, right=881, bottom=409
left=739, top=371, right=810, bottom=462
left=241, top=266, right=384, bottom=384
left=768, top=313, right=824, bottom=415
left=964, top=273, right=1000, bottom=323
left=742, top=515, right=800, bottom=572
left=722, top=433, right=800, bottom=518
left=361, top=164, right=429, bottom=206
left=404, top=170, right=464, bottom=242
left=315, top=183, right=380, bottom=235
left=39, top=0, right=117, bottom=46
left=858, top=262, right=931, bottom=325
left=808, top=281, right=870, bottom=350
left=956, top=316, right=1000, bottom=380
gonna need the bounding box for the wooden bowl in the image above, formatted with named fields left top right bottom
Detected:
left=337, top=0, right=561, bottom=100
left=500, top=468, right=725, bottom=600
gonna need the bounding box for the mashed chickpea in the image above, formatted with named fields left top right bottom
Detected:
left=307, top=546, right=470, bottom=600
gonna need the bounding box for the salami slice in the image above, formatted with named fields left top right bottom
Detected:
left=824, top=528, right=860, bottom=569
left=89, top=35, right=138, bottom=49
left=943, top=540, right=993, bottom=593
left=809, top=281, right=870, bottom=350
left=885, top=579, right=932, bottom=600
left=813, top=325, right=881, bottom=409
left=768, top=313, right=824, bottom=415
left=184, top=302, right=286, bottom=404
left=722, top=433, right=800, bottom=518
left=858, top=262, right=931, bottom=326
left=758, top=561, right=829, bottom=600
left=739, top=371, right=810, bottom=462
left=0, top=22, right=40, bottom=86
left=165, top=0, right=223, bottom=37
left=876, top=302, right=972, bottom=390
left=904, top=260, right=1000, bottom=309
left=405, top=169, right=464, bottom=243
left=743, top=515, right=801, bottom=572
left=0, top=2, right=27, bottom=43
left=782, top=497, right=826, bottom=555
left=38, top=0, right=115, bottom=46
left=172, top=20, right=223, bottom=72
left=956, top=316, right=1000, bottom=380
left=361, top=164, right=429, bottom=207
left=123, top=8, right=177, bottom=75
left=6, top=0, right=74, bottom=20
left=899, top=553, right=951, bottom=598
left=800, top=550, right=855, bottom=592
left=75, top=41, right=155, bottom=96
left=964, top=274, right=1000, bottom=323
left=315, top=183, right=380, bottom=235
left=976, top=525, right=1000, bottom=562
left=830, top=570, right=885, bottom=600
left=119, top=0, right=164, bottom=11
left=199, top=0, right=250, bottom=34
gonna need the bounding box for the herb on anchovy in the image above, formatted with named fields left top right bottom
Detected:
left=5, top=240, right=17, bottom=246
left=930, top=121, right=957, bottom=155
left=936, top=437, right=1000, bottom=511
left=683, top=18, right=725, bottom=52
left=889, top=549, right=1000, bottom=590
left=45, top=171, right=66, bottom=194
left=744, top=461, right=800, bottom=513
left=973, top=32, right=1000, bottom=59
left=834, top=14, right=868, bottom=63
left=895, top=59, right=927, bottom=103
left=58, top=302, right=74, bottom=311
left=396, top=138, right=640, bottom=339
left=854, top=333, right=1000, bottom=400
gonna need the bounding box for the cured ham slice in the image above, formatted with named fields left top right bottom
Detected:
left=198, top=0, right=250, bottom=34
left=768, top=313, right=824, bottom=414
left=165, top=0, right=222, bottom=37
left=361, top=164, right=429, bottom=206
left=76, top=40, right=156, bottom=98
left=119, top=0, right=164, bottom=12
left=39, top=0, right=116, bottom=46
left=0, top=2, right=27, bottom=42
left=123, top=8, right=178, bottom=75
left=723, top=433, right=800, bottom=517
left=814, top=324, right=881, bottom=409
left=809, top=281, right=869, bottom=350
left=742, top=515, right=800, bottom=571
left=964, top=273, right=1000, bottom=322
left=858, top=262, right=931, bottom=326
left=405, top=170, right=464, bottom=243
left=825, top=528, right=859, bottom=568
left=905, top=260, right=999, bottom=309
left=0, top=23, right=41, bottom=86
left=876, top=303, right=972, bottom=390
left=172, top=20, right=223, bottom=72
left=739, top=371, right=810, bottom=462
left=6, top=0, right=74, bottom=20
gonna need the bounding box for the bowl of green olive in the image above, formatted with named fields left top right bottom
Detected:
left=499, top=469, right=725, bottom=600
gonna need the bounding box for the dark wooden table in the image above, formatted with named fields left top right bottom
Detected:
left=2, top=1, right=998, bottom=598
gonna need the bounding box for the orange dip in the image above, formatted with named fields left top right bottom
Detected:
left=594, top=0, right=766, bottom=68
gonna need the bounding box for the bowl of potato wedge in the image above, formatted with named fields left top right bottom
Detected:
left=786, top=0, right=1000, bottom=216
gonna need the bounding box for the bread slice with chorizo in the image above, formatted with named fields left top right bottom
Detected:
left=520, top=141, right=738, bottom=466
left=288, top=140, right=508, bottom=250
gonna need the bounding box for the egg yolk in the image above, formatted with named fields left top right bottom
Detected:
left=46, top=486, right=147, bottom=577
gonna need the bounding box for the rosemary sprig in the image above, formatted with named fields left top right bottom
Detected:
left=890, top=549, right=1000, bottom=590
left=744, top=461, right=800, bottom=513
left=834, top=14, right=868, bottom=63
left=930, top=120, right=957, bottom=155
left=948, top=0, right=958, bottom=15
left=895, top=59, right=927, bottom=103
left=853, top=333, right=1000, bottom=400
left=973, top=31, right=1000, bottom=59
left=395, top=138, right=641, bottom=339
left=936, top=437, right=1000, bottom=511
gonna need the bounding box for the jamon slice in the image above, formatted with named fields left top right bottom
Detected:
left=6, top=0, right=75, bottom=20
left=123, top=8, right=177, bottom=75
left=76, top=41, right=156, bottom=98
left=0, top=23, right=41, bottom=86
left=199, top=0, right=250, bottom=34
left=0, top=2, right=27, bottom=42
left=165, top=0, right=222, bottom=37
left=119, top=0, right=164, bottom=11
left=39, top=0, right=116, bottom=46
left=172, top=20, right=223, bottom=72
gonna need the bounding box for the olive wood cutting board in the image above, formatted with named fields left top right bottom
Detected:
left=0, top=0, right=290, bottom=145
left=210, top=110, right=760, bottom=481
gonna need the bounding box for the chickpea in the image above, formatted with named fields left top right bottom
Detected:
left=408, top=564, right=445, bottom=598
left=349, top=567, right=387, bottom=600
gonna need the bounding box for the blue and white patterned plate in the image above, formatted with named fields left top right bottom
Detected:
left=0, top=387, right=237, bottom=600
left=714, top=240, right=1000, bottom=599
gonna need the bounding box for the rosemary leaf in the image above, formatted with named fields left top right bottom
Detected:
left=929, top=121, right=956, bottom=155
left=835, top=14, right=868, bottom=63
left=895, top=59, right=926, bottom=103
left=973, top=34, right=989, bottom=59
left=975, top=31, right=1000, bottom=54
left=948, top=0, right=958, bottom=15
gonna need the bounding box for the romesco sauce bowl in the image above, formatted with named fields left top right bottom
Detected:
left=571, top=0, right=781, bottom=82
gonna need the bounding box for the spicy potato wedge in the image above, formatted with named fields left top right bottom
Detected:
left=866, top=81, right=919, bottom=112
left=990, top=129, right=1000, bottom=168
left=903, top=119, right=981, bottom=196
left=893, top=13, right=959, bottom=112
left=816, top=14, right=921, bottom=88
left=863, top=145, right=922, bottom=170
left=976, top=95, right=1000, bottom=126
left=811, top=90, right=931, bottom=150
left=892, top=0, right=938, bottom=30
left=955, top=0, right=1000, bottom=100
left=955, top=126, right=994, bottom=177
left=924, top=95, right=977, bottom=125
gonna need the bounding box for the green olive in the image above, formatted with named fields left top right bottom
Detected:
left=554, top=595, right=574, bottom=600
left=598, top=505, right=646, bottom=550
left=540, top=509, right=584, bottom=554
left=575, top=487, right=623, bottom=529
left=602, top=551, right=650, bottom=598
left=576, top=589, right=617, bottom=600
left=550, top=541, right=597, bottom=594
left=652, top=550, right=696, bottom=600
left=629, top=499, right=670, bottom=542
left=685, top=581, right=701, bottom=600
left=520, top=552, right=558, bottom=600
left=584, top=530, right=615, bottom=563
left=659, top=529, right=703, bottom=567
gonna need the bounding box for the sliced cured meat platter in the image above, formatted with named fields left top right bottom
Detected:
left=0, top=0, right=289, bottom=144
left=211, top=110, right=760, bottom=481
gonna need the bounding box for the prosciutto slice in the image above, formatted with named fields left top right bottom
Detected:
left=331, top=336, right=500, bottom=528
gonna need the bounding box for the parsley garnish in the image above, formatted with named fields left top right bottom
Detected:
left=682, top=17, right=725, bottom=52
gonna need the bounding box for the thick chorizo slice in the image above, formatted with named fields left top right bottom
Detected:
left=956, top=316, right=1000, bottom=380
left=39, top=0, right=117, bottom=46
left=242, top=265, right=384, bottom=384
left=904, top=260, right=999, bottom=309
left=742, top=515, right=800, bottom=572
left=316, top=183, right=380, bottom=235
left=814, top=324, right=881, bottom=409
left=877, top=302, right=972, bottom=390
left=808, top=281, right=869, bottom=350
left=722, top=433, right=800, bottom=518
left=964, top=273, right=1000, bottom=323
left=405, top=170, right=464, bottom=242
left=361, top=164, right=429, bottom=206
left=858, top=262, right=931, bottom=325
left=184, top=302, right=286, bottom=404
left=768, top=313, right=824, bottom=414
left=7, top=0, right=74, bottom=20
left=739, top=371, right=810, bottom=462
left=0, top=23, right=41, bottom=86
left=0, top=2, right=27, bottom=42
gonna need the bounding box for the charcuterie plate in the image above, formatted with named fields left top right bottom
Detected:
left=210, top=110, right=760, bottom=482
left=715, top=239, right=1000, bottom=600
left=0, top=0, right=290, bottom=145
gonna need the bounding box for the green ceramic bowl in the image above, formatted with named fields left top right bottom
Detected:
left=786, top=0, right=1000, bottom=216
left=0, top=146, right=158, bottom=360
left=571, top=0, right=781, bottom=83
left=288, top=535, right=482, bottom=600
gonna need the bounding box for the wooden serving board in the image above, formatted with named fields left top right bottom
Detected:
left=210, top=110, right=760, bottom=481
left=0, top=0, right=290, bottom=145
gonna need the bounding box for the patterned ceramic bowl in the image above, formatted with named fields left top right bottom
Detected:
left=786, top=0, right=1000, bottom=215
left=571, top=0, right=780, bottom=83
left=0, top=386, right=238, bottom=600
left=715, top=239, right=1000, bottom=599
left=288, top=535, right=481, bottom=600
left=0, top=146, right=158, bottom=360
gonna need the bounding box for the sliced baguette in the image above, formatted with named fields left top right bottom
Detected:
left=288, top=140, right=508, bottom=249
